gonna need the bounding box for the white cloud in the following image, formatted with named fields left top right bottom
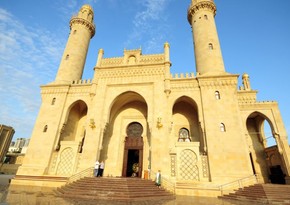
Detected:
left=125, top=0, right=170, bottom=53
left=134, top=0, right=167, bottom=27
left=0, top=8, right=64, bottom=139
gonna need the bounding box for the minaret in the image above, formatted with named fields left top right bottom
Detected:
left=188, top=0, right=225, bottom=75
left=55, top=5, right=95, bottom=83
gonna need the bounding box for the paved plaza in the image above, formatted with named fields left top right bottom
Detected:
left=1, top=186, right=266, bottom=205
left=0, top=175, right=267, bottom=205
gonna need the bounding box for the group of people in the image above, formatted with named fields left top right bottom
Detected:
left=94, top=161, right=162, bottom=189
left=94, top=160, right=105, bottom=177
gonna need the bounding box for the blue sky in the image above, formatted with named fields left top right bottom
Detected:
left=0, top=0, right=289, bottom=144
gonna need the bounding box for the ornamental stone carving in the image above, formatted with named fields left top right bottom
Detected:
left=187, top=1, right=216, bottom=23
left=70, top=17, right=95, bottom=38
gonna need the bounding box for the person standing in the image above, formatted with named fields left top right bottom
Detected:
left=155, top=170, right=161, bottom=188
left=94, top=160, right=100, bottom=177
left=98, top=161, right=105, bottom=177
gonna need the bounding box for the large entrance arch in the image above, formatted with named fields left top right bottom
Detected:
left=246, top=112, right=286, bottom=184
left=99, top=91, right=148, bottom=177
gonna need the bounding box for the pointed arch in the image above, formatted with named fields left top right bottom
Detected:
left=99, top=91, right=148, bottom=177
left=246, top=111, right=278, bottom=183
left=60, top=100, right=88, bottom=142
left=172, top=96, right=202, bottom=146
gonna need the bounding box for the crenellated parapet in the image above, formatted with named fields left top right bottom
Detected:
left=98, top=52, right=165, bottom=68
left=71, top=79, right=92, bottom=85
left=93, top=48, right=168, bottom=80
left=187, top=0, right=216, bottom=23
left=41, top=81, right=92, bottom=97
left=237, top=90, right=258, bottom=104
left=171, top=73, right=195, bottom=79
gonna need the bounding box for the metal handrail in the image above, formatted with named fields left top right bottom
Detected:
left=66, top=167, right=94, bottom=184
left=150, top=170, right=176, bottom=194
left=219, top=174, right=259, bottom=196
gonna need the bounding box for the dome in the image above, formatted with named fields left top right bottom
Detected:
left=242, top=73, right=249, bottom=78
left=81, top=4, right=94, bottom=13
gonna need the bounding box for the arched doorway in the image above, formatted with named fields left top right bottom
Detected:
left=122, top=122, right=144, bottom=177
left=246, top=112, right=286, bottom=184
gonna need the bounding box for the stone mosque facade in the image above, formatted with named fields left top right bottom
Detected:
left=11, top=0, right=290, bottom=196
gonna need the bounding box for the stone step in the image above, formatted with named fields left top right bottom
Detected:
left=219, top=184, right=290, bottom=204
left=57, top=187, right=171, bottom=196
left=55, top=177, right=175, bottom=201
left=58, top=192, right=174, bottom=202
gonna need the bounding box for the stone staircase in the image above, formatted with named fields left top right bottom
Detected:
left=55, top=177, right=175, bottom=203
left=219, top=184, right=290, bottom=204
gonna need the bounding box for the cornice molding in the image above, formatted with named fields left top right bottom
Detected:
left=198, top=79, right=237, bottom=88
left=96, top=67, right=164, bottom=79
left=70, top=17, right=95, bottom=38
left=187, top=1, right=216, bottom=23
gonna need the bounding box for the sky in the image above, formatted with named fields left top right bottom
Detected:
left=0, top=0, right=289, bottom=144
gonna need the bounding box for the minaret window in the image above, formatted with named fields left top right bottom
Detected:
left=51, top=97, right=56, bottom=105
left=43, top=125, right=48, bottom=132
left=209, top=43, right=213, bottom=50
left=215, top=91, right=221, bottom=100
left=220, top=123, right=226, bottom=132
left=73, top=30, right=77, bottom=34
left=65, top=54, right=69, bottom=60
left=204, top=15, right=208, bottom=20
left=88, top=13, right=93, bottom=21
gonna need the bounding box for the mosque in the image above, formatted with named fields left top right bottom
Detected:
left=10, top=0, right=290, bottom=196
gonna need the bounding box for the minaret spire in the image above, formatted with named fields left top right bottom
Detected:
left=188, top=0, right=225, bottom=75
left=55, top=5, right=95, bottom=84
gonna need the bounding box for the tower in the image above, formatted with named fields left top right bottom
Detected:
left=55, top=5, right=95, bottom=83
left=188, top=0, right=225, bottom=75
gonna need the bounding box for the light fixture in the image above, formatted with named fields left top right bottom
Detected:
left=157, top=117, right=163, bottom=128
left=90, top=119, right=96, bottom=128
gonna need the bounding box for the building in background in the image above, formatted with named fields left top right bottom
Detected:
left=0, top=138, right=30, bottom=174
left=8, top=138, right=28, bottom=154
left=0, top=125, right=15, bottom=164
left=10, top=0, right=290, bottom=197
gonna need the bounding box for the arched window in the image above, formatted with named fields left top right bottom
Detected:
left=51, top=97, right=56, bottom=105
left=204, top=15, right=208, bottom=20
left=209, top=43, right=213, bottom=50
left=65, top=54, right=69, bottom=60
left=73, top=30, right=77, bottom=34
left=220, top=123, right=226, bottom=132
left=43, top=125, right=48, bottom=132
left=128, top=55, right=136, bottom=65
left=178, top=128, right=190, bottom=142
left=126, top=122, right=143, bottom=137
left=215, top=91, right=221, bottom=100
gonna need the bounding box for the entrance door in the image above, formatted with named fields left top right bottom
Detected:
left=122, top=122, right=144, bottom=177
left=125, top=149, right=142, bottom=177
left=269, top=165, right=286, bottom=184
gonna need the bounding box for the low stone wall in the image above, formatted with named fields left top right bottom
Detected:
left=0, top=164, right=20, bottom=175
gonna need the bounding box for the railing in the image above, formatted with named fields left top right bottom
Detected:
left=219, top=174, right=259, bottom=196
left=66, top=167, right=94, bottom=184
left=150, top=170, right=176, bottom=194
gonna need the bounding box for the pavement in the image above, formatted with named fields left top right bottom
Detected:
left=0, top=175, right=14, bottom=186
